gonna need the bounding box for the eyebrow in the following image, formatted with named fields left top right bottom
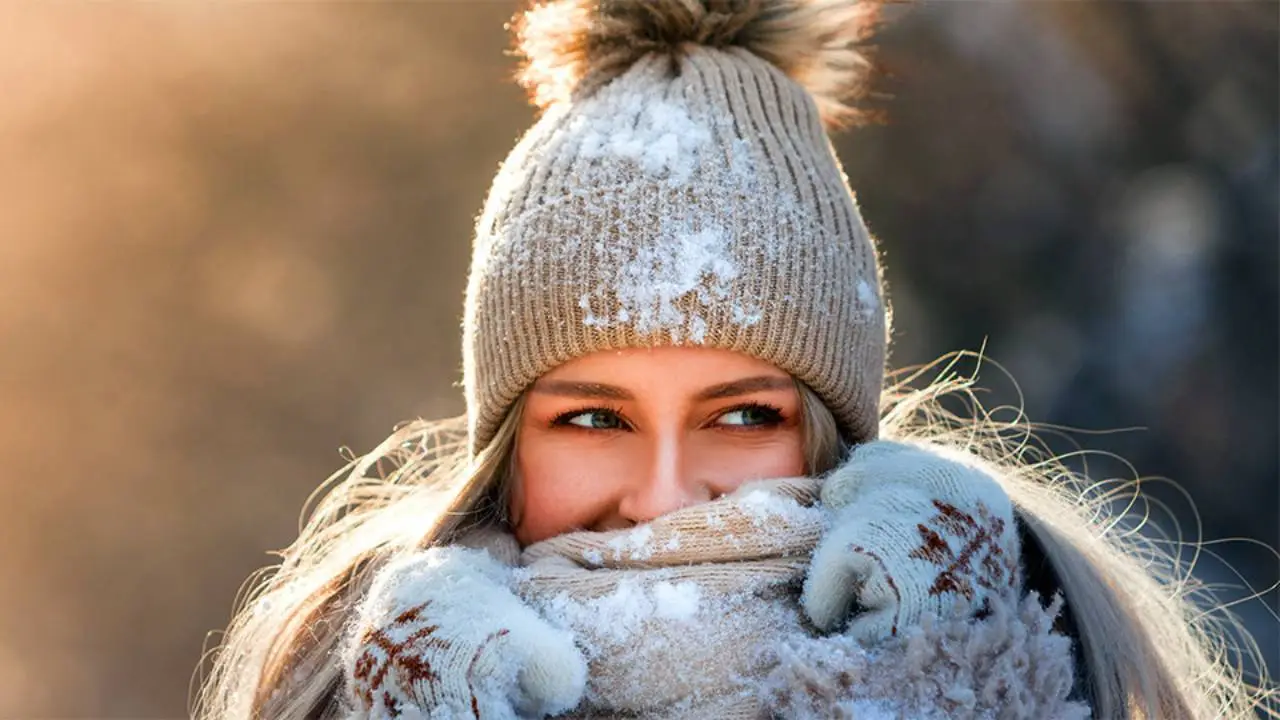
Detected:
left=530, top=375, right=794, bottom=402
left=531, top=380, right=633, bottom=400
left=695, top=375, right=795, bottom=401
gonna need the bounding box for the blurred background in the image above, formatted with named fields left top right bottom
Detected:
left=0, top=1, right=1274, bottom=716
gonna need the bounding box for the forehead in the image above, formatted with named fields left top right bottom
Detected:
left=541, top=346, right=787, bottom=379
left=533, top=347, right=793, bottom=401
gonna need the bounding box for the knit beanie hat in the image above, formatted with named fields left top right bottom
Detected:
left=463, top=0, right=888, bottom=457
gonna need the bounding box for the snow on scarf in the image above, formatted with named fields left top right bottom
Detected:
left=509, top=477, right=1090, bottom=720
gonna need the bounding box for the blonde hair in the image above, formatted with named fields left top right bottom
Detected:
left=193, top=356, right=1277, bottom=720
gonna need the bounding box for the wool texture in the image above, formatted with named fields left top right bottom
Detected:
left=462, top=0, right=888, bottom=456
left=341, top=447, right=1085, bottom=719
left=803, top=440, right=1024, bottom=643
left=516, top=476, right=828, bottom=718
left=764, top=592, right=1092, bottom=720
left=341, top=547, right=587, bottom=720
left=510, top=472, right=1081, bottom=718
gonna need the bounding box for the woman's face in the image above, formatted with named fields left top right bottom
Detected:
left=510, top=346, right=806, bottom=545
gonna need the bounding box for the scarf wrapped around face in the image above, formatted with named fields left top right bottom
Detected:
left=496, top=478, right=1090, bottom=720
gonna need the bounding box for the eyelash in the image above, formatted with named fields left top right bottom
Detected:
left=550, top=399, right=629, bottom=427
left=549, top=403, right=787, bottom=432
left=718, top=403, right=789, bottom=429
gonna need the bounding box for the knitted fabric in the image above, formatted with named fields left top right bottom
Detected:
left=803, top=440, right=1024, bottom=643
left=462, top=41, right=886, bottom=456
left=516, top=476, right=826, bottom=718
left=764, top=592, right=1092, bottom=720
left=510, top=476, right=1085, bottom=719
left=341, top=474, right=1085, bottom=718
left=341, top=547, right=587, bottom=720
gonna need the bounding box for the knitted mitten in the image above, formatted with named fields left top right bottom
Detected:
left=343, top=546, right=587, bottom=720
left=802, top=440, right=1022, bottom=645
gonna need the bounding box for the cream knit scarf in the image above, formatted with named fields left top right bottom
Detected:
left=496, top=477, right=1089, bottom=720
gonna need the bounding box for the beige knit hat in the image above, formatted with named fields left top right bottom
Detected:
left=463, top=0, right=888, bottom=456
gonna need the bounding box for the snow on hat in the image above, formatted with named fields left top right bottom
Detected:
left=463, top=0, right=888, bottom=456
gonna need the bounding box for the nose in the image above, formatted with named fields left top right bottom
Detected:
left=616, top=433, right=710, bottom=525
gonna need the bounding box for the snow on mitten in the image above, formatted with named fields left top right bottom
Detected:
left=343, top=546, right=587, bottom=720
left=802, top=440, right=1022, bottom=645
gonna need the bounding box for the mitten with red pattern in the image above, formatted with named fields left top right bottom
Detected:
left=342, top=546, right=587, bottom=720
left=802, top=440, right=1023, bottom=645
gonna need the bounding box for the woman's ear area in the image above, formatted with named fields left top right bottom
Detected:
left=506, top=461, right=525, bottom=528
left=794, top=379, right=850, bottom=476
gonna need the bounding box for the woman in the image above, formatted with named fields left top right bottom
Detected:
left=194, top=1, right=1274, bottom=718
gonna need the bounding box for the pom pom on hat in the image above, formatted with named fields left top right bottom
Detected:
left=513, top=0, right=884, bottom=128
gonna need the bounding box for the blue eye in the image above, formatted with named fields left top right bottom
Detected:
left=555, top=408, right=625, bottom=430
left=718, top=404, right=784, bottom=427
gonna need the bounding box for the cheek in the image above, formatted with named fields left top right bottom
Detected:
left=695, top=434, right=806, bottom=495
left=511, top=438, right=628, bottom=545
